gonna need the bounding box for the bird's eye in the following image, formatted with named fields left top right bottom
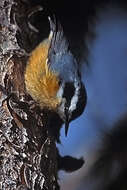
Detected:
left=58, top=80, right=62, bottom=86
left=63, top=82, right=75, bottom=106
left=65, top=105, right=69, bottom=116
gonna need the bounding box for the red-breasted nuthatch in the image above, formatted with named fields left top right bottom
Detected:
left=25, top=17, right=87, bottom=136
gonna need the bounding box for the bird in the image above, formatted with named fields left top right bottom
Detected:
left=24, top=17, right=87, bottom=136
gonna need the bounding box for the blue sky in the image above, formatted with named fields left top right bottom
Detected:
left=58, top=5, right=127, bottom=190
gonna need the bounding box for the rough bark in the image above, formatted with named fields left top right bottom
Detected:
left=0, top=0, right=59, bottom=189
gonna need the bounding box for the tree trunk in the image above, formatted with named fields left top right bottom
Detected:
left=0, top=0, right=59, bottom=189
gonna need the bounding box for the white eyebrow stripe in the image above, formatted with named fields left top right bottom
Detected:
left=56, top=82, right=65, bottom=99
left=69, top=80, right=80, bottom=113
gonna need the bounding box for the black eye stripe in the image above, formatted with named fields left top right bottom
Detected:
left=63, top=82, right=75, bottom=107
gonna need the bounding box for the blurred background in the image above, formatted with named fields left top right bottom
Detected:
left=57, top=3, right=127, bottom=190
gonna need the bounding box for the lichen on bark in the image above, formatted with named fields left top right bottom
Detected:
left=0, top=0, right=59, bottom=189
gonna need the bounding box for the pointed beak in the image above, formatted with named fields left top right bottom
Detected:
left=64, top=106, right=70, bottom=136
left=65, top=120, right=69, bottom=136
left=57, top=100, right=71, bottom=136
